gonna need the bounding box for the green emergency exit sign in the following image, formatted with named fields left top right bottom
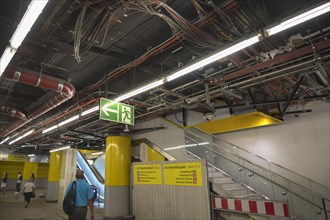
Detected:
left=99, top=98, right=134, bottom=125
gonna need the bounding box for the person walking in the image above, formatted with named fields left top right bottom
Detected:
left=23, top=178, right=35, bottom=208
left=65, top=169, right=94, bottom=220
left=15, top=172, right=23, bottom=194
left=1, top=172, right=8, bottom=195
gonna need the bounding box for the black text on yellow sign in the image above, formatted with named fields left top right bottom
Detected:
left=163, top=162, right=203, bottom=186
left=133, top=164, right=162, bottom=185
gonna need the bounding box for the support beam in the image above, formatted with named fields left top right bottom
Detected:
left=280, top=75, right=305, bottom=119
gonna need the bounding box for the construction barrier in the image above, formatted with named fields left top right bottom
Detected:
left=212, top=196, right=289, bottom=218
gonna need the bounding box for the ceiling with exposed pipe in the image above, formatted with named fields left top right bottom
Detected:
left=0, top=0, right=329, bottom=155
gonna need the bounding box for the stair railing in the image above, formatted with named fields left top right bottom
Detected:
left=184, top=127, right=329, bottom=219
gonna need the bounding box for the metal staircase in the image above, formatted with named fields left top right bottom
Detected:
left=184, top=127, right=330, bottom=220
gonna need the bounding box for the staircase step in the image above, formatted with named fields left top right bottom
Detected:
left=229, top=188, right=251, bottom=197
left=220, top=182, right=242, bottom=190
left=213, top=177, right=234, bottom=184
left=208, top=171, right=225, bottom=178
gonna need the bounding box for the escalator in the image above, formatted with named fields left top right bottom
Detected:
left=76, top=150, right=105, bottom=201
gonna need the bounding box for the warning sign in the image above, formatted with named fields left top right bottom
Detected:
left=163, top=162, right=203, bottom=186
left=133, top=164, right=162, bottom=185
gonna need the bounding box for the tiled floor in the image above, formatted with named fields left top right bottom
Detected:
left=0, top=190, right=104, bottom=220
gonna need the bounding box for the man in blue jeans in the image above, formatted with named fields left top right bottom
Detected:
left=65, top=169, right=94, bottom=220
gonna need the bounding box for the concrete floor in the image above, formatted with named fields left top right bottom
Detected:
left=0, top=190, right=104, bottom=220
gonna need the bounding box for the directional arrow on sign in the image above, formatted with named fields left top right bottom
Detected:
left=101, top=103, right=118, bottom=116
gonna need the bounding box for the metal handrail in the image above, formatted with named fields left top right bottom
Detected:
left=187, top=127, right=329, bottom=191
left=184, top=129, right=329, bottom=210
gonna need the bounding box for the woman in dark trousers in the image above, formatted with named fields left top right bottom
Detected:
left=16, top=172, right=22, bottom=193
left=23, top=178, right=35, bottom=208
left=1, top=172, right=8, bottom=195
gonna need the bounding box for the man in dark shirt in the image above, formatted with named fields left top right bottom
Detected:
left=65, top=169, right=94, bottom=220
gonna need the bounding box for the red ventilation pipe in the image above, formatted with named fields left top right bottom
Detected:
left=0, top=106, right=28, bottom=121
left=0, top=69, right=76, bottom=137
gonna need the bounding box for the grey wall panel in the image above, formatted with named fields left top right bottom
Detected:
left=132, top=160, right=211, bottom=220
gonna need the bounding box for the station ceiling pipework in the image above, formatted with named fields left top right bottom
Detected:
left=0, top=0, right=329, bottom=154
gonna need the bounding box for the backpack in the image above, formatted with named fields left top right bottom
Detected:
left=63, top=181, right=76, bottom=215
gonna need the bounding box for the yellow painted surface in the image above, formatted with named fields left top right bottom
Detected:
left=192, top=111, right=281, bottom=134
left=48, top=152, right=62, bottom=182
left=0, top=161, right=24, bottom=178
left=37, top=163, right=49, bottom=178
left=23, top=162, right=38, bottom=180
left=105, top=136, right=131, bottom=186
left=164, top=162, right=203, bottom=186
left=147, top=146, right=165, bottom=161
left=133, top=164, right=162, bottom=185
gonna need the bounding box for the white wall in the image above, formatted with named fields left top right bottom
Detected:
left=132, top=101, right=329, bottom=187
left=133, top=117, right=186, bottom=160
left=217, top=101, right=330, bottom=187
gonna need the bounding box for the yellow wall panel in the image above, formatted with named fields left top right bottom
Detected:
left=192, top=111, right=281, bottom=134
left=147, top=146, right=165, bottom=161
left=0, top=161, right=24, bottom=179
left=23, top=162, right=38, bottom=180
left=37, top=163, right=49, bottom=178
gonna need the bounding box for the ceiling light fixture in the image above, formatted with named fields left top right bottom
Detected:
left=22, top=129, right=35, bottom=138
left=0, top=0, right=49, bottom=76
left=10, top=0, right=49, bottom=49
left=42, top=125, right=58, bottom=134
left=28, top=154, right=35, bottom=157
left=58, top=115, right=79, bottom=127
left=115, top=79, right=165, bottom=102
left=81, top=106, right=99, bottom=116
left=9, top=136, right=23, bottom=145
left=49, top=145, right=71, bottom=153
left=166, top=35, right=260, bottom=82
left=267, top=2, right=330, bottom=36
left=0, top=137, right=9, bottom=144
left=0, top=47, right=16, bottom=74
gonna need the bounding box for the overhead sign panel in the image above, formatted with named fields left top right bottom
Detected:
left=99, top=98, right=134, bottom=125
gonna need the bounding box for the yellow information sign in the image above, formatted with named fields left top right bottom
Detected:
left=164, top=162, right=203, bottom=186
left=133, top=164, right=162, bottom=185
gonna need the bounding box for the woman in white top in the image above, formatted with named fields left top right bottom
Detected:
left=23, top=178, right=35, bottom=208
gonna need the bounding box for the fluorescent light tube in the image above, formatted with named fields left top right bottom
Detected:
left=115, top=79, right=164, bottom=102
left=198, top=142, right=209, bottom=145
left=49, top=145, right=70, bottom=153
left=81, top=106, right=99, bottom=116
left=0, top=46, right=16, bottom=76
left=9, top=136, right=23, bottom=145
left=58, top=115, right=79, bottom=127
left=22, top=129, right=35, bottom=137
left=10, top=0, right=49, bottom=49
left=42, top=125, right=58, bottom=134
left=28, top=154, right=35, bottom=157
left=166, top=36, right=260, bottom=82
left=267, top=2, right=330, bottom=36
left=0, top=137, right=9, bottom=144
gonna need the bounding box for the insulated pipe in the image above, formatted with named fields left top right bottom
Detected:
left=0, top=69, right=76, bottom=137
left=0, top=106, right=27, bottom=121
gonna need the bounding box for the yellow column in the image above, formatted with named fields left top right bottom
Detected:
left=46, top=152, right=62, bottom=203
left=23, top=162, right=38, bottom=180
left=48, top=152, right=62, bottom=182
left=104, top=135, right=131, bottom=217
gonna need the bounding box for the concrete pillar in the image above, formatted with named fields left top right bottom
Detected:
left=46, top=152, right=62, bottom=202
left=58, top=148, right=77, bottom=202
left=104, top=135, right=131, bottom=219
left=23, top=162, right=38, bottom=186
